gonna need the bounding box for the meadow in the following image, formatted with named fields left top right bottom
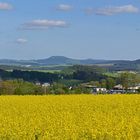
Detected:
left=0, top=95, right=139, bottom=140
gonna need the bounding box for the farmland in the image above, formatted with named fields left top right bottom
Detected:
left=0, top=95, right=140, bottom=140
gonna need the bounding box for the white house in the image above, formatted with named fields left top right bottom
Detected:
left=93, top=87, right=107, bottom=93
left=42, top=83, right=50, bottom=87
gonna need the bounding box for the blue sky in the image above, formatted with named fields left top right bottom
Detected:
left=0, top=0, right=140, bottom=60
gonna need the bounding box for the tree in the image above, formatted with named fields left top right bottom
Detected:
left=100, top=79, right=107, bottom=88
left=89, top=81, right=101, bottom=87
left=119, top=72, right=140, bottom=89
left=106, top=78, right=116, bottom=89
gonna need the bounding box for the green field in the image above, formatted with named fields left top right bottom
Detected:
left=0, top=95, right=140, bottom=140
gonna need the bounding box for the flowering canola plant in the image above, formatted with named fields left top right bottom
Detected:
left=0, top=94, right=139, bottom=140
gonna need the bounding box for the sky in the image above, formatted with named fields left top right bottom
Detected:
left=0, top=0, right=140, bottom=60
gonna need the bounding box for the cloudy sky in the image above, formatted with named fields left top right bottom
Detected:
left=0, top=0, right=140, bottom=60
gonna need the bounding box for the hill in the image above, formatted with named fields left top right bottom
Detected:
left=0, top=56, right=109, bottom=66
left=0, top=56, right=140, bottom=71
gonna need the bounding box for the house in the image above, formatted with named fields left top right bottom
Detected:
left=35, top=82, right=41, bottom=86
left=107, top=84, right=125, bottom=94
left=129, top=84, right=140, bottom=90
left=113, top=84, right=123, bottom=90
left=93, top=87, right=107, bottom=93
left=42, top=83, right=50, bottom=87
left=112, top=84, right=140, bottom=93
left=127, top=85, right=140, bottom=93
left=81, top=83, right=107, bottom=94
left=69, top=86, right=73, bottom=90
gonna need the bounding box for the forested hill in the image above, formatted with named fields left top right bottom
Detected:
left=0, top=56, right=140, bottom=71
left=0, top=65, right=107, bottom=83
left=0, top=56, right=107, bottom=66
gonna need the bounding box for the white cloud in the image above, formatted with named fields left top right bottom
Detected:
left=22, top=19, right=68, bottom=30
left=16, top=38, right=28, bottom=44
left=56, top=4, right=73, bottom=11
left=85, top=5, right=139, bottom=16
left=0, top=2, right=13, bottom=10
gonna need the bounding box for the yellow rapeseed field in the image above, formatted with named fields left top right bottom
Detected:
left=0, top=95, right=139, bottom=140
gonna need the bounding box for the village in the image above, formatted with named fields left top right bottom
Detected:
left=34, top=81, right=140, bottom=94
left=83, top=83, right=140, bottom=94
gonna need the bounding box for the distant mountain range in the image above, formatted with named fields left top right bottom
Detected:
left=0, top=56, right=109, bottom=66
left=0, top=56, right=140, bottom=71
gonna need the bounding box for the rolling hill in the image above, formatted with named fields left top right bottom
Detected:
left=0, top=56, right=108, bottom=66
left=0, top=56, right=140, bottom=71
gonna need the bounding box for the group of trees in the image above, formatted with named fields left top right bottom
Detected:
left=0, top=69, right=59, bottom=83
left=119, top=72, right=140, bottom=89
left=86, top=78, right=116, bottom=90
left=0, top=80, right=91, bottom=95
left=0, top=80, right=43, bottom=95
left=0, top=65, right=107, bottom=84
